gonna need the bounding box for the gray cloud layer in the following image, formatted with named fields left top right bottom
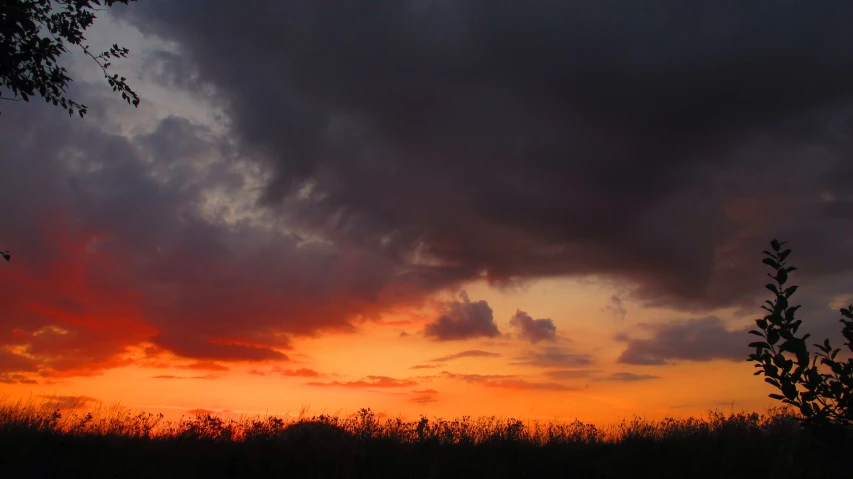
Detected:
left=616, top=316, right=749, bottom=365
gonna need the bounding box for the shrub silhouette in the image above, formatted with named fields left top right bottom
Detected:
left=748, top=239, right=853, bottom=428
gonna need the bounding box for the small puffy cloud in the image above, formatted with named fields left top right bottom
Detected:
left=509, top=310, right=557, bottom=343
left=429, top=350, right=500, bottom=362
left=616, top=316, right=748, bottom=365
left=424, top=292, right=500, bottom=341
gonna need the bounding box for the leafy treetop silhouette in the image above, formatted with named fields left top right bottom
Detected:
left=748, top=239, right=853, bottom=427
left=0, top=0, right=140, bottom=118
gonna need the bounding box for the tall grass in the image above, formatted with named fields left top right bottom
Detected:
left=0, top=397, right=849, bottom=478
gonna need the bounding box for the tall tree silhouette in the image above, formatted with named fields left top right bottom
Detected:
left=0, top=0, right=140, bottom=117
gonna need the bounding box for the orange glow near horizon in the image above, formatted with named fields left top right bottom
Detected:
left=0, top=275, right=778, bottom=428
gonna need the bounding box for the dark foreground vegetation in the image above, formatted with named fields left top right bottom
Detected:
left=0, top=400, right=850, bottom=479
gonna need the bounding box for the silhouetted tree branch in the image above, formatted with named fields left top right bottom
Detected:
left=0, top=0, right=141, bottom=118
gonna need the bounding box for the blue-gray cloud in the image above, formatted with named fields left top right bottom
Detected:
left=509, top=310, right=557, bottom=343
left=424, top=293, right=500, bottom=341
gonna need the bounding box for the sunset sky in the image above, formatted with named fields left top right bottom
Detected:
left=2, top=1, right=853, bottom=426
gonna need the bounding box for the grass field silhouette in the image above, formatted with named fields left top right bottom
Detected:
left=0, top=397, right=850, bottom=479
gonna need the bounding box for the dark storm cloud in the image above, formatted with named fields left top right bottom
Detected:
left=116, top=0, right=853, bottom=312
left=616, top=316, right=749, bottom=365
left=424, top=293, right=501, bottom=340
left=509, top=310, right=557, bottom=343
